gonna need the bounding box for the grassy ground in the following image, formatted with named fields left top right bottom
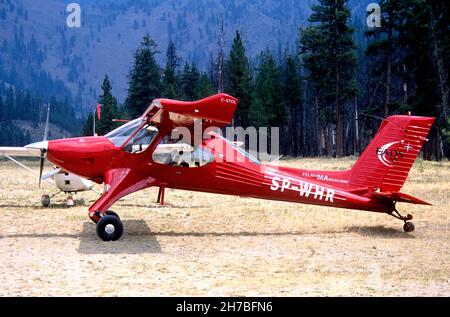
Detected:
left=0, top=158, right=448, bottom=296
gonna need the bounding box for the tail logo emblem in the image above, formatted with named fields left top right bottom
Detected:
left=376, top=141, right=403, bottom=167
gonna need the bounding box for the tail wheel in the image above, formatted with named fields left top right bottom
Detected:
left=403, top=222, right=415, bottom=233
left=96, top=215, right=123, bottom=241
left=391, top=207, right=415, bottom=233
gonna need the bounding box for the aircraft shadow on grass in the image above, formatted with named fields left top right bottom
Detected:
left=0, top=220, right=162, bottom=255
left=78, top=220, right=162, bottom=254
left=346, top=225, right=416, bottom=239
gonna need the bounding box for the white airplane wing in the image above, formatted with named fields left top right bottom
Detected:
left=0, top=147, right=41, bottom=157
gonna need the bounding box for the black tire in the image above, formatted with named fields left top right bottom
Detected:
left=106, top=210, right=120, bottom=219
left=403, top=222, right=415, bottom=233
left=96, top=215, right=123, bottom=241
left=41, top=194, right=50, bottom=207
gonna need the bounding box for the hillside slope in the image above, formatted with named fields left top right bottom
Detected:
left=0, top=0, right=371, bottom=113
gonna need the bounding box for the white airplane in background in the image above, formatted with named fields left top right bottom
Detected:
left=0, top=104, right=96, bottom=207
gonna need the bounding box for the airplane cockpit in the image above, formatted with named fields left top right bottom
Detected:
left=105, top=119, right=214, bottom=167
left=105, top=118, right=159, bottom=153
left=151, top=133, right=214, bottom=168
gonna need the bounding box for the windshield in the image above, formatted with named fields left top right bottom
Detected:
left=105, top=118, right=145, bottom=147
left=124, top=123, right=158, bottom=153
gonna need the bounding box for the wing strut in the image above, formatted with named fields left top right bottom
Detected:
left=157, top=185, right=165, bottom=205
left=5, top=155, right=53, bottom=186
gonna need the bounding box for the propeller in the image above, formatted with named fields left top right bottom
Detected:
left=38, top=149, right=46, bottom=188
left=38, top=103, right=51, bottom=187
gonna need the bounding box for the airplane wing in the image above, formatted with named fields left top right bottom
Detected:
left=0, top=147, right=41, bottom=157
left=144, top=93, right=238, bottom=129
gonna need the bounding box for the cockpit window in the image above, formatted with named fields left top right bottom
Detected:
left=105, top=118, right=144, bottom=147
left=123, top=124, right=158, bottom=153
left=105, top=118, right=158, bottom=153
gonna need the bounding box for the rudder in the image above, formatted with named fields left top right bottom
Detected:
left=349, top=115, right=435, bottom=192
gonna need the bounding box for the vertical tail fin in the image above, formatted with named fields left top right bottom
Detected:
left=349, top=115, right=435, bottom=192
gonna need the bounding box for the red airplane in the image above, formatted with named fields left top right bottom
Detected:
left=23, top=93, right=435, bottom=241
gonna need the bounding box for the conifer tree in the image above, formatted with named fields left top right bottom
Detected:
left=125, top=35, right=161, bottom=118
left=0, top=95, right=3, bottom=120
left=196, top=73, right=214, bottom=99
left=162, top=41, right=180, bottom=99
left=83, top=112, right=94, bottom=136
left=365, top=0, right=403, bottom=117
left=300, top=26, right=327, bottom=155
left=226, top=30, right=252, bottom=127
left=181, top=62, right=200, bottom=101
left=301, top=0, right=357, bottom=157
left=282, top=53, right=301, bottom=156
left=97, top=74, right=119, bottom=135
left=250, top=52, right=286, bottom=128
left=5, top=87, right=14, bottom=120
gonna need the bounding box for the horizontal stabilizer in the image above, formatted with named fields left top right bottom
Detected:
left=372, top=191, right=432, bottom=205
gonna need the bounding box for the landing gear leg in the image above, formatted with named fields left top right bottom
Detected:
left=89, top=210, right=120, bottom=223
left=87, top=168, right=156, bottom=241
left=389, top=206, right=415, bottom=232
left=157, top=185, right=165, bottom=205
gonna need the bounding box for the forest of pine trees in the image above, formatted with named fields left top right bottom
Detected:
left=0, top=85, right=81, bottom=146
left=83, top=0, right=449, bottom=160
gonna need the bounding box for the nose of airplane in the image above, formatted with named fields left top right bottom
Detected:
left=25, top=141, right=49, bottom=153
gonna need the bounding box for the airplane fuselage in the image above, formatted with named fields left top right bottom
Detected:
left=42, top=132, right=393, bottom=217
left=16, top=93, right=434, bottom=240
left=150, top=162, right=392, bottom=214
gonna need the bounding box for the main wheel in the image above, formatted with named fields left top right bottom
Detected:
left=96, top=215, right=123, bottom=241
left=105, top=210, right=120, bottom=219
left=403, top=222, right=415, bottom=233
left=41, top=194, right=50, bottom=207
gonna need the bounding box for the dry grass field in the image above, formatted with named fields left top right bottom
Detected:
left=0, top=158, right=449, bottom=296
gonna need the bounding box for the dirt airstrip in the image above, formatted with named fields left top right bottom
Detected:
left=0, top=158, right=449, bottom=296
